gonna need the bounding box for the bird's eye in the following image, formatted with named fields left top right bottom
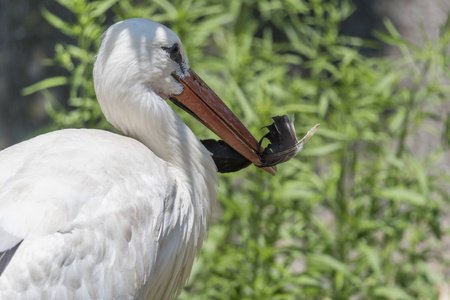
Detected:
left=170, top=44, right=180, bottom=60
left=162, top=43, right=180, bottom=61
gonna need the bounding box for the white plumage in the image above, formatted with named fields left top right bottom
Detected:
left=0, top=19, right=264, bottom=299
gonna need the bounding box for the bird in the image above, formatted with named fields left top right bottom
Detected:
left=0, top=18, right=272, bottom=299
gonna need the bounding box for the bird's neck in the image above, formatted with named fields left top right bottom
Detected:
left=101, top=86, right=218, bottom=219
left=131, top=91, right=217, bottom=177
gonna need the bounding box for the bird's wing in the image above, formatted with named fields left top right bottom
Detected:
left=0, top=129, right=177, bottom=298
left=0, top=129, right=168, bottom=236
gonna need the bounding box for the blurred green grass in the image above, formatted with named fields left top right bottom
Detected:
left=27, top=0, right=450, bottom=298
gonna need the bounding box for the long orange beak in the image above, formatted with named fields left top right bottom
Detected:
left=170, top=69, right=275, bottom=175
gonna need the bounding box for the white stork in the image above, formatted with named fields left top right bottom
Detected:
left=0, top=18, right=272, bottom=299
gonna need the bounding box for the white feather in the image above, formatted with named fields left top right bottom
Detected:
left=0, top=18, right=218, bottom=299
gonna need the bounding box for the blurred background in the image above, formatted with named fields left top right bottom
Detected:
left=1, top=0, right=449, bottom=299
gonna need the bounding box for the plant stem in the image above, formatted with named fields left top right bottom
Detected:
left=396, top=61, right=431, bottom=158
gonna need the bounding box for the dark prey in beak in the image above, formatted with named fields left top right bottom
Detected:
left=201, top=115, right=319, bottom=172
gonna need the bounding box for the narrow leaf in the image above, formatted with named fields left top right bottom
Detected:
left=373, top=286, right=414, bottom=300
left=22, top=77, right=68, bottom=96
left=378, top=188, right=426, bottom=206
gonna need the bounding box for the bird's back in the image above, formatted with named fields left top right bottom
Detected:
left=0, top=129, right=201, bottom=299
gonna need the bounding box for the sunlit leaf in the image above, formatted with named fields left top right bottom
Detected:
left=378, top=188, right=426, bottom=206
left=373, top=286, right=414, bottom=300
left=22, top=77, right=69, bottom=96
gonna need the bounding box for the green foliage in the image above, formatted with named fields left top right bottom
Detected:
left=30, top=0, right=450, bottom=298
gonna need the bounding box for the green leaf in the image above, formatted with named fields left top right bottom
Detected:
left=89, top=0, right=119, bottom=18
left=308, top=253, right=350, bottom=275
left=373, top=286, right=414, bottom=300
left=373, top=72, right=399, bottom=94
left=378, top=188, right=426, bottom=206
left=41, top=7, right=74, bottom=36
left=22, top=76, right=69, bottom=96
left=300, top=142, right=343, bottom=156
left=295, top=275, right=321, bottom=287
left=358, top=242, right=382, bottom=278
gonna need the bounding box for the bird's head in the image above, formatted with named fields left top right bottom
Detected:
left=94, top=18, right=274, bottom=174
left=94, top=19, right=188, bottom=99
